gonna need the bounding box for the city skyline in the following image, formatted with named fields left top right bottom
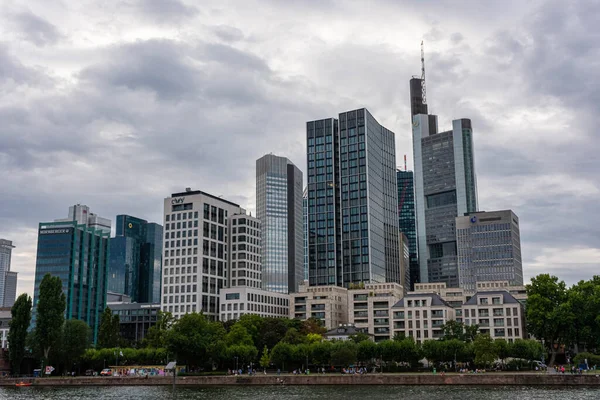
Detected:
left=2, top=0, right=600, bottom=298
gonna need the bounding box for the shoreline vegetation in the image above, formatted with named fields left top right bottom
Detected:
left=4, top=373, right=600, bottom=387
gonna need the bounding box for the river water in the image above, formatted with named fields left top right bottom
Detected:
left=1, top=385, right=599, bottom=399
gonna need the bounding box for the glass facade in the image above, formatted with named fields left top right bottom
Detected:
left=109, top=215, right=163, bottom=303
left=413, top=115, right=478, bottom=288
left=256, top=155, right=303, bottom=294
left=397, top=170, right=419, bottom=290
left=307, top=108, right=401, bottom=288
left=303, top=187, right=309, bottom=281
left=0, top=239, right=15, bottom=307
left=33, top=221, right=110, bottom=343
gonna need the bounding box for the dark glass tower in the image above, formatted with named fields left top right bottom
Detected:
left=397, top=170, right=419, bottom=290
left=33, top=206, right=111, bottom=343
left=306, top=108, right=401, bottom=287
left=109, top=215, right=163, bottom=303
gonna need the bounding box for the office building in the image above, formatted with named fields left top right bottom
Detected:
left=109, top=215, right=163, bottom=303
left=456, top=210, right=523, bottom=292
left=290, top=282, right=348, bottom=330
left=399, top=233, right=411, bottom=293
left=0, top=240, right=16, bottom=307
left=219, top=287, right=290, bottom=322
left=348, top=282, right=404, bottom=342
left=306, top=108, right=401, bottom=287
left=412, top=113, right=478, bottom=287
left=390, top=292, right=455, bottom=343
left=162, top=188, right=246, bottom=320
left=256, top=154, right=304, bottom=294
left=33, top=205, right=111, bottom=342
left=303, top=187, right=309, bottom=281
left=229, top=213, right=262, bottom=289
left=0, top=308, right=10, bottom=350
left=462, top=291, right=526, bottom=342
left=3, top=272, right=17, bottom=308
left=108, top=301, right=161, bottom=344
left=409, top=77, right=428, bottom=118
left=397, top=170, right=419, bottom=290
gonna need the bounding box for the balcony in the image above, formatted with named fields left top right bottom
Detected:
left=394, top=322, right=405, bottom=329
left=494, top=321, right=505, bottom=327
left=431, top=320, right=444, bottom=328
left=393, top=312, right=405, bottom=319
left=494, top=329, right=506, bottom=337
left=431, top=311, right=444, bottom=318
left=374, top=327, right=389, bottom=334
left=432, top=330, right=444, bottom=339
left=295, top=297, right=306, bottom=304
left=479, top=321, right=490, bottom=327
left=374, top=310, right=389, bottom=317
left=354, top=311, right=368, bottom=318
left=311, top=304, right=325, bottom=311
left=374, top=319, right=389, bottom=326
left=295, top=306, right=306, bottom=312
left=373, top=301, right=389, bottom=309
left=478, top=311, right=490, bottom=317
left=354, top=303, right=368, bottom=310
left=354, top=295, right=368, bottom=301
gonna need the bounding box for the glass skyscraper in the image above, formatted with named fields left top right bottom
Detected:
left=303, top=187, right=309, bottom=281
left=109, top=215, right=163, bottom=304
left=32, top=205, right=111, bottom=343
left=306, top=108, right=401, bottom=287
left=397, top=170, right=419, bottom=290
left=412, top=114, right=478, bottom=287
left=256, top=154, right=303, bottom=294
left=0, top=239, right=15, bottom=307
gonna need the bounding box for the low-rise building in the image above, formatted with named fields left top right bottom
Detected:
left=219, top=287, right=290, bottom=322
left=348, top=283, right=404, bottom=342
left=462, top=291, right=526, bottom=342
left=0, top=308, right=10, bottom=350
left=290, top=282, right=348, bottom=330
left=390, top=293, right=455, bottom=343
left=324, top=324, right=372, bottom=341
left=108, top=302, right=160, bottom=344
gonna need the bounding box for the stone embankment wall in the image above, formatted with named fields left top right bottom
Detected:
left=3, top=373, right=600, bottom=386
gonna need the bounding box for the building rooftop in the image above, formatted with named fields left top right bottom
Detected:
left=324, top=324, right=372, bottom=337
left=170, top=189, right=240, bottom=208
left=463, top=291, right=520, bottom=306
left=391, top=292, right=452, bottom=308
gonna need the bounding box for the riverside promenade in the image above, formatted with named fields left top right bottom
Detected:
left=3, top=373, right=600, bottom=386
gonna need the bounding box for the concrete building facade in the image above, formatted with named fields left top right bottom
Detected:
left=256, top=154, right=304, bottom=294
left=290, top=282, right=348, bottom=330
left=219, top=287, right=290, bottom=322
left=391, top=292, right=456, bottom=343
left=229, top=213, right=262, bottom=289
left=348, top=282, right=404, bottom=342
left=456, top=210, right=523, bottom=292
left=306, top=108, right=401, bottom=288
left=462, top=291, right=526, bottom=342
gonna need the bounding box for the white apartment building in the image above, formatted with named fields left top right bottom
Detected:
left=390, top=293, right=456, bottom=343
left=290, top=282, right=348, bottom=330
left=0, top=309, right=10, bottom=349
left=162, top=189, right=246, bottom=320
left=229, top=213, right=262, bottom=289
left=348, top=283, right=404, bottom=342
left=462, top=291, right=526, bottom=342
left=219, top=287, right=290, bottom=322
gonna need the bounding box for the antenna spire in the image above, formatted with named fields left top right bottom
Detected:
left=421, top=41, right=427, bottom=105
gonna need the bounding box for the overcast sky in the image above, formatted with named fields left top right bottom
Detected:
left=1, top=0, right=599, bottom=297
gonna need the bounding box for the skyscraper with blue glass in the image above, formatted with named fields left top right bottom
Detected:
left=109, top=215, right=163, bottom=303
left=256, top=154, right=304, bottom=294
left=397, top=170, right=419, bottom=290
left=306, top=108, right=402, bottom=288
left=32, top=205, right=111, bottom=343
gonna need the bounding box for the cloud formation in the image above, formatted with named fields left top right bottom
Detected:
left=1, top=0, right=599, bottom=297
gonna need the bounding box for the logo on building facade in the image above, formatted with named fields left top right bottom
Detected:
left=470, top=216, right=478, bottom=224
left=171, top=198, right=185, bottom=205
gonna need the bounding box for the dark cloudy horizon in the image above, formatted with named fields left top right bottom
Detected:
left=1, top=0, right=599, bottom=297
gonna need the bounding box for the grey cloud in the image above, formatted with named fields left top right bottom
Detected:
left=213, top=25, right=244, bottom=42
left=133, top=0, right=199, bottom=23
left=11, top=9, right=61, bottom=47
left=450, top=32, right=464, bottom=44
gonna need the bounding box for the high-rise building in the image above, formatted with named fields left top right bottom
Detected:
left=303, top=187, right=309, bottom=281
left=229, top=213, right=262, bottom=289
left=456, top=210, right=523, bottom=292
left=397, top=170, right=419, bottom=290
left=306, top=108, right=401, bottom=287
left=32, top=205, right=111, bottom=342
left=109, top=215, right=163, bottom=303
left=256, top=154, right=303, bottom=294
left=413, top=113, right=478, bottom=287
left=399, top=233, right=411, bottom=293
left=3, top=271, right=17, bottom=308
left=0, top=239, right=15, bottom=307
left=162, top=189, right=246, bottom=320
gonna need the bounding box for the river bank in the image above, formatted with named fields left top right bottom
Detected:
left=3, top=373, right=600, bottom=386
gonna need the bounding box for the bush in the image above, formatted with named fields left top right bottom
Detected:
left=573, top=352, right=600, bottom=368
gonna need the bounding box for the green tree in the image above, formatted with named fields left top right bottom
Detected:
left=259, top=346, right=270, bottom=368
left=306, top=333, right=323, bottom=344
left=473, top=334, right=498, bottom=368
left=259, top=318, right=289, bottom=350
left=237, top=314, right=263, bottom=347
left=281, top=327, right=304, bottom=345
left=441, top=320, right=466, bottom=341
left=62, top=319, right=92, bottom=373
left=165, top=312, right=226, bottom=369
left=97, top=307, right=120, bottom=349
left=310, top=341, right=332, bottom=366
left=226, top=344, right=258, bottom=368
left=143, top=311, right=174, bottom=348
left=8, top=293, right=32, bottom=375
left=330, top=341, right=357, bottom=367
left=422, top=340, right=444, bottom=364
left=464, top=324, right=480, bottom=343
left=494, top=339, right=511, bottom=367
left=226, top=323, right=253, bottom=346
left=34, top=274, right=66, bottom=370
left=300, top=318, right=327, bottom=335
left=349, top=332, right=371, bottom=344
left=270, top=341, right=293, bottom=369
left=357, top=340, right=377, bottom=363
left=526, top=274, right=570, bottom=366
left=565, top=277, right=600, bottom=352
